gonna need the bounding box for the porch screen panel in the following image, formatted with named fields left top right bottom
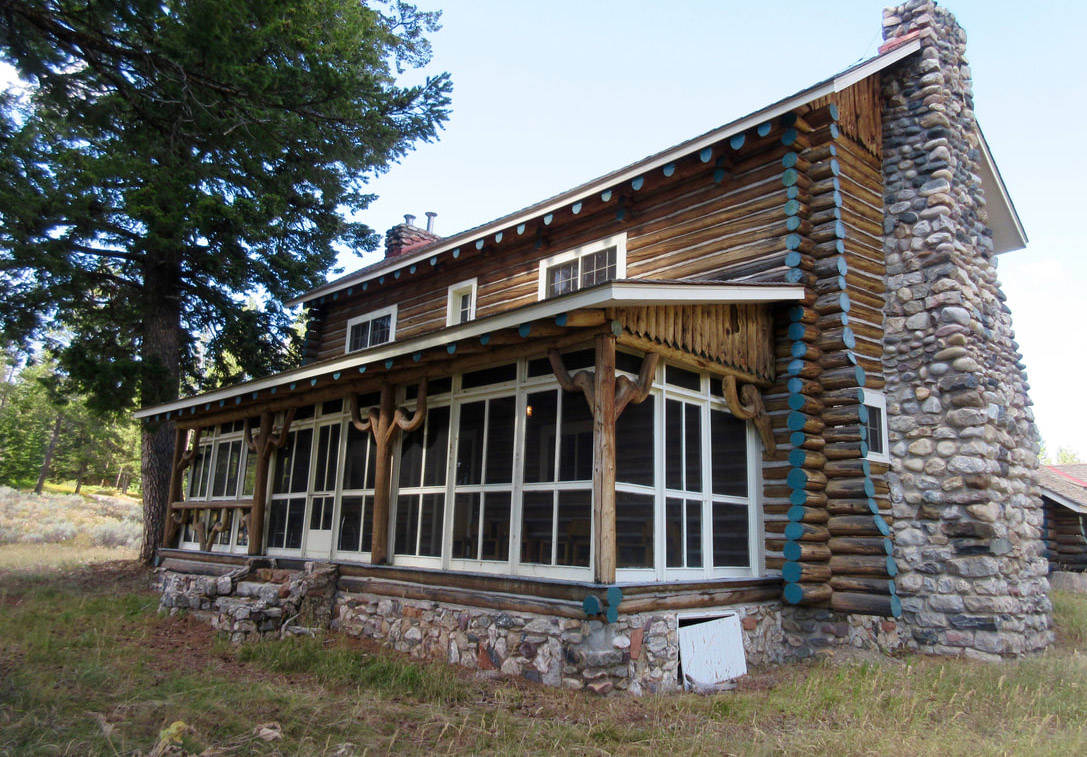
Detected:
left=712, top=504, right=749, bottom=567
left=616, top=398, right=654, bottom=487
left=710, top=409, right=747, bottom=497
left=338, top=495, right=372, bottom=552
left=485, top=397, right=516, bottom=484
left=616, top=491, right=653, bottom=568
left=557, top=490, right=591, bottom=567
left=559, top=393, right=593, bottom=482
left=394, top=405, right=448, bottom=558
left=523, top=390, right=558, bottom=484
left=269, top=427, right=312, bottom=551
left=520, top=491, right=554, bottom=564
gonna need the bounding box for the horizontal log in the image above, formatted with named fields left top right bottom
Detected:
left=828, top=576, right=896, bottom=594
left=781, top=561, right=832, bottom=583
left=826, top=498, right=881, bottom=516
left=825, top=479, right=876, bottom=500
left=830, top=591, right=900, bottom=617
left=829, top=554, right=896, bottom=577
left=824, top=459, right=871, bottom=478
left=783, top=581, right=833, bottom=606
left=828, top=536, right=893, bottom=555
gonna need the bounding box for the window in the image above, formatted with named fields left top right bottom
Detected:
left=180, top=423, right=256, bottom=552
left=537, top=234, right=626, bottom=299
left=446, top=278, right=478, bottom=326
left=346, top=306, right=396, bottom=353
left=862, top=389, right=889, bottom=463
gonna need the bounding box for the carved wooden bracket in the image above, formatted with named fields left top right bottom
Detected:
left=195, top=511, right=231, bottom=552
left=549, top=349, right=657, bottom=423
left=615, top=352, right=658, bottom=418
left=549, top=349, right=595, bottom=409
left=244, top=407, right=296, bottom=457
left=351, top=379, right=428, bottom=445
left=722, top=375, right=780, bottom=458
left=177, top=428, right=202, bottom=472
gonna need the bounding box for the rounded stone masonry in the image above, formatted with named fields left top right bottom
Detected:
left=879, top=0, right=1052, bottom=658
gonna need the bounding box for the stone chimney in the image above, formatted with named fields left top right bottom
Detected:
left=880, top=1, right=1051, bottom=657
left=385, top=213, right=441, bottom=259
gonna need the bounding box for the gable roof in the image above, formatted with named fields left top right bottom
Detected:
left=289, top=34, right=1026, bottom=309
left=1039, top=465, right=1087, bottom=514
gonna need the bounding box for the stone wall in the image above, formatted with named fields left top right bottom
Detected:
left=158, top=562, right=916, bottom=693
left=158, top=563, right=338, bottom=642
left=879, top=0, right=1052, bottom=658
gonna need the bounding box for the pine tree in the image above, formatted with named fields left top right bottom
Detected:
left=0, top=1, right=451, bottom=561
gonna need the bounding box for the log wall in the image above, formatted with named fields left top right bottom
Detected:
left=307, top=124, right=799, bottom=362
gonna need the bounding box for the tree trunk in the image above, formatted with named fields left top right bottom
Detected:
left=74, top=459, right=88, bottom=494
left=138, top=259, right=182, bottom=565
left=34, top=414, right=63, bottom=495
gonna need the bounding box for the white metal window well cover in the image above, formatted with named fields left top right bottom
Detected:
left=678, top=613, right=747, bottom=690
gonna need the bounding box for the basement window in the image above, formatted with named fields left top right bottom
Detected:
left=862, top=389, right=890, bottom=464
left=538, top=233, right=626, bottom=299
left=346, top=306, right=396, bottom=353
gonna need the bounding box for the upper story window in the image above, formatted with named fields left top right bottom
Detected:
left=346, top=305, right=396, bottom=354
left=446, top=278, right=478, bottom=326
left=862, top=389, right=889, bottom=463
left=537, top=233, right=626, bottom=299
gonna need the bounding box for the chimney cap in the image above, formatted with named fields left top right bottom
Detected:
left=404, top=213, right=417, bottom=226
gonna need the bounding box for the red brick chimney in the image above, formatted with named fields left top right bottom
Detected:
left=385, top=213, right=441, bottom=258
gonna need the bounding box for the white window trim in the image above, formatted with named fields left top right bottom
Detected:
left=445, top=278, right=478, bottom=327
left=537, top=233, right=627, bottom=300
left=345, top=305, right=397, bottom=354
left=862, top=389, right=890, bottom=464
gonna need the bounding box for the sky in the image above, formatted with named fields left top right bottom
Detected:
left=343, top=0, right=1086, bottom=461
left=2, top=1, right=1084, bottom=460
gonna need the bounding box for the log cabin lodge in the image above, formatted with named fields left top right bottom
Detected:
left=141, top=3, right=1054, bottom=691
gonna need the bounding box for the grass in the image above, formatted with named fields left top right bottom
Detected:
left=1, top=558, right=1086, bottom=755
left=0, top=485, right=143, bottom=552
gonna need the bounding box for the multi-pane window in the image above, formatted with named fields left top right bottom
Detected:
left=338, top=408, right=378, bottom=554
left=185, top=352, right=757, bottom=581
left=268, top=427, right=312, bottom=549
left=181, top=421, right=253, bottom=550
left=862, top=389, right=889, bottom=463
left=446, top=279, right=477, bottom=326
left=346, top=306, right=396, bottom=353
left=538, top=234, right=626, bottom=299
left=394, top=405, right=450, bottom=558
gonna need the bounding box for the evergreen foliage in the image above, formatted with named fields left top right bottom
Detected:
left=0, top=1, right=452, bottom=559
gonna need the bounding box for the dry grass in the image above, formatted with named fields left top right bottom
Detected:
left=0, top=485, right=142, bottom=550
left=1, top=559, right=1086, bottom=755
left=0, top=542, right=137, bottom=571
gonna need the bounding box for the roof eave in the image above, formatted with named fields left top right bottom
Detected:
left=286, top=40, right=922, bottom=308
left=137, top=281, right=805, bottom=419
left=977, top=125, right=1028, bottom=254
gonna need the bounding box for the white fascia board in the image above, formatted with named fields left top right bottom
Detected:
left=288, top=44, right=921, bottom=308
left=976, top=125, right=1028, bottom=254
left=1041, top=487, right=1087, bottom=515
left=137, top=281, right=804, bottom=418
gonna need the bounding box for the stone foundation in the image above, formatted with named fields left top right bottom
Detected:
left=158, top=562, right=337, bottom=642
left=157, top=563, right=917, bottom=693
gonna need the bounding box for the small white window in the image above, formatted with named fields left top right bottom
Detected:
left=537, top=233, right=626, bottom=299
left=346, top=305, right=397, bottom=354
left=446, top=278, right=478, bottom=326
left=862, top=389, right=889, bottom=463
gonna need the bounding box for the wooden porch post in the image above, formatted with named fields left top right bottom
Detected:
left=351, top=380, right=427, bottom=566
left=246, top=409, right=295, bottom=556
left=369, top=385, right=397, bottom=565
left=593, top=333, right=617, bottom=584
left=162, top=426, right=190, bottom=548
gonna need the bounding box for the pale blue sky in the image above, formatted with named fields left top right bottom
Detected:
left=3, top=2, right=1083, bottom=459
left=350, top=0, right=1087, bottom=460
